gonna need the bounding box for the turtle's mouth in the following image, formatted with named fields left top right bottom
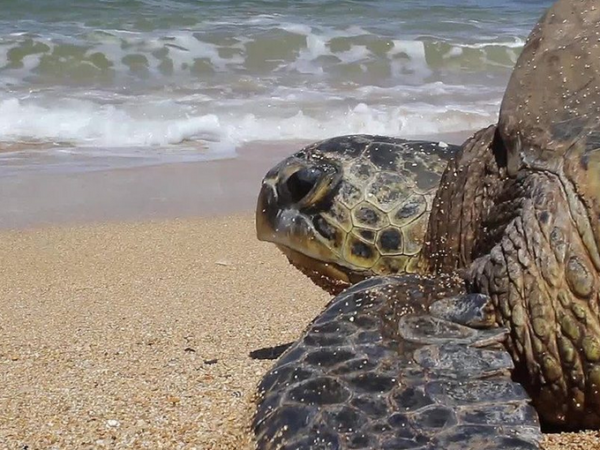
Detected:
left=276, top=246, right=368, bottom=295
left=256, top=158, right=346, bottom=260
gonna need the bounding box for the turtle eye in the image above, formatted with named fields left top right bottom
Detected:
left=276, top=160, right=341, bottom=208
left=285, top=167, right=321, bottom=205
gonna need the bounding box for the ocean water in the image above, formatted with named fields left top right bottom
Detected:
left=0, top=0, right=552, bottom=173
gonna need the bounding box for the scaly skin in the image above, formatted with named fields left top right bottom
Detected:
left=469, top=171, right=600, bottom=428
left=421, top=0, right=600, bottom=428
left=423, top=127, right=600, bottom=427
left=421, top=125, right=506, bottom=274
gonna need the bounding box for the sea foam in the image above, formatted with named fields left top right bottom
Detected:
left=0, top=0, right=548, bottom=173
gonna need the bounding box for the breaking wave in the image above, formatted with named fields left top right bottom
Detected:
left=0, top=0, right=551, bottom=172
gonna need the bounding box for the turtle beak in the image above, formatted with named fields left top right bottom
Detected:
left=255, top=156, right=340, bottom=244
left=255, top=172, right=286, bottom=243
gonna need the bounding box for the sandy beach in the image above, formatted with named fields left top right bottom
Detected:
left=3, top=0, right=599, bottom=447
left=0, top=214, right=598, bottom=449
left=0, top=215, right=330, bottom=449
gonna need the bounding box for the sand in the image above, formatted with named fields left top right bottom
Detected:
left=0, top=215, right=598, bottom=449
left=0, top=216, right=330, bottom=449
left=0, top=140, right=309, bottom=229
left=0, top=130, right=473, bottom=229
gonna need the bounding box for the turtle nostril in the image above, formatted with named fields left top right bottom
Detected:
left=284, top=167, right=321, bottom=204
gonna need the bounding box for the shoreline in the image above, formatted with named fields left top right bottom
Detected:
left=0, top=141, right=303, bottom=230
left=0, top=131, right=474, bottom=230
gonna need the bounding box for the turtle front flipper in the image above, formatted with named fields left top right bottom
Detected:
left=253, top=275, right=542, bottom=449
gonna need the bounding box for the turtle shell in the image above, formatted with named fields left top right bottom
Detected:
left=498, top=0, right=600, bottom=272
left=499, top=0, right=600, bottom=172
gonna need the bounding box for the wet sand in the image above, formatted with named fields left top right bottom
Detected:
left=0, top=140, right=309, bottom=229
left=0, top=130, right=470, bottom=230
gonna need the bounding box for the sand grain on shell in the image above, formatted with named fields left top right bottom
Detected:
left=0, top=216, right=597, bottom=449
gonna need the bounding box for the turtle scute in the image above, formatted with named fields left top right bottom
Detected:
left=253, top=276, right=542, bottom=450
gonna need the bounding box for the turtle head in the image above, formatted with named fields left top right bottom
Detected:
left=256, top=151, right=355, bottom=293
left=256, top=136, right=454, bottom=294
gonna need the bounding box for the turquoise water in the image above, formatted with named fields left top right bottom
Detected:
left=0, top=0, right=552, bottom=172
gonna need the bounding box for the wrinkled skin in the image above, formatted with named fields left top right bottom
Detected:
left=426, top=0, right=600, bottom=428
left=253, top=0, right=600, bottom=447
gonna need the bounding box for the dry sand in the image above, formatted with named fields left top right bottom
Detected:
left=0, top=215, right=599, bottom=449
left=0, top=216, right=330, bottom=449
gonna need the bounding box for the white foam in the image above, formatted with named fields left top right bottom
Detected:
left=278, top=23, right=313, bottom=36
left=336, top=45, right=371, bottom=64
left=444, top=46, right=464, bottom=58
left=0, top=93, right=496, bottom=161
left=457, top=37, right=525, bottom=49
left=215, top=101, right=495, bottom=144
left=0, top=97, right=224, bottom=147
left=389, top=39, right=432, bottom=80
left=0, top=20, right=516, bottom=172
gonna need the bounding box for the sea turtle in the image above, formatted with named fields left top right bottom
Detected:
left=252, top=0, right=600, bottom=449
